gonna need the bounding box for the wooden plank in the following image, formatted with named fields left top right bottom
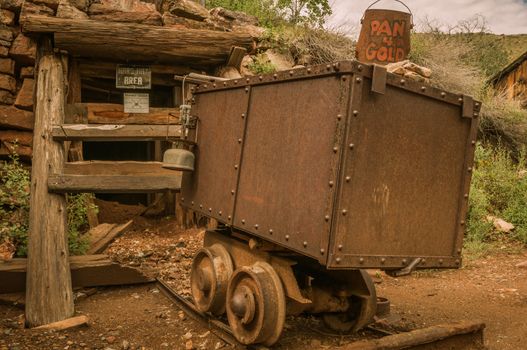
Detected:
left=48, top=174, right=182, bottom=193
left=34, top=315, right=89, bottom=331
left=226, top=46, right=247, bottom=69
left=22, top=15, right=255, bottom=66
left=25, top=39, right=74, bottom=327
left=0, top=255, right=154, bottom=294
left=64, top=161, right=179, bottom=176
left=78, top=60, right=198, bottom=77
left=87, top=220, right=133, bottom=254
left=78, top=60, right=199, bottom=87
left=64, top=103, right=180, bottom=125
left=341, top=321, right=486, bottom=350
left=52, top=124, right=182, bottom=141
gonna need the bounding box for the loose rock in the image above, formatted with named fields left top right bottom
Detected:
left=0, top=9, right=16, bottom=26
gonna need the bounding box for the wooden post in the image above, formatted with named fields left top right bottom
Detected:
left=25, top=39, right=74, bottom=327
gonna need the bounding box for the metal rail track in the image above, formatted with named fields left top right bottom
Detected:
left=156, top=278, right=245, bottom=349
left=156, top=278, right=486, bottom=350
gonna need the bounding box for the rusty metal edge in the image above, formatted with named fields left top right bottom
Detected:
left=192, top=61, right=480, bottom=110
left=452, top=101, right=482, bottom=259
left=155, top=278, right=245, bottom=349
left=327, top=72, right=363, bottom=269
left=338, top=321, right=486, bottom=350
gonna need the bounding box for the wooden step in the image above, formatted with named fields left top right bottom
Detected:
left=64, top=103, right=181, bottom=125
left=48, top=174, right=181, bottom=193
left=52, top=124, right=182, bottom=141
left=63, top=161, right=178, bottom=176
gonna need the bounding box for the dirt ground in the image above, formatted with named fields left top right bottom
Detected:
left=1, top=209, right=526, bottom=349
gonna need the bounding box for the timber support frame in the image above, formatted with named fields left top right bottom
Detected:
left=25, top=37, right=74, bottom=327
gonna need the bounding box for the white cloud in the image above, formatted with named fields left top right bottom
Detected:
left=328, top=0, right=527, bottom=35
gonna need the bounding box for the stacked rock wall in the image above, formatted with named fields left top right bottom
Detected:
left=0, top=3, right=37, bottom=162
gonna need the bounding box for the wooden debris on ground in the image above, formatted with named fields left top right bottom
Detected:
left=0, top=254, right=154, bottom=294
left=33, top=315, right=89, bottom=331
left=341, top=321, right=486, bottom=350
left=87, top=220, right=133, bottom=254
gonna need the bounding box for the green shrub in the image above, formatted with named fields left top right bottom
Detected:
left=0, top=153, right=97, bottom=257
left=247, top=54, right=277, bottom=74
left=466, top=143, right=527, bottom=246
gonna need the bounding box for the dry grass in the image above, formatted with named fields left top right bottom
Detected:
left=275, top=25, right=356, bottom=65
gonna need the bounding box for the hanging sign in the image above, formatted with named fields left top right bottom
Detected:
left=356, top=7, right=413, bottom=65
left=124, top=93, right=150, bottom=114
left=116, top=65, right=152, bottom=89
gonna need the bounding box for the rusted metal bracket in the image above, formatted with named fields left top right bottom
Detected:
left=371, top=64, right=387, bottom=94
left=462, top=95, right=475, bottom=119
left=385, top=258, right=422, bottom=277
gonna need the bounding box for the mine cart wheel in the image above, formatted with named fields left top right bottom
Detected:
left=190, top=244, right=233, bottom=315
left=322, top=271, right=377, bottom=332
left=226, top=261, right=286, bottom=346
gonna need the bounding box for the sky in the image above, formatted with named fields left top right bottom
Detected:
left=328, top=0, right=527, bottom=35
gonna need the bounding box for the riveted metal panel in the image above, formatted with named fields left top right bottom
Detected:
left=232, top=76, right=351, bottom=262
left=181, top=87, right=249, bottom=223
left=328, top=74, right=477, bottom=269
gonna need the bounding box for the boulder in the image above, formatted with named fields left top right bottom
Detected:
left=0, top=46, right=8, bottom=58
left=0, top=58, right=15, bottom=75
left=0, top=90, right=15, bottom=105
left=209, top=7, right=258, bottom=26
left=261, top=49, right=294, bottom=72
left=162, top=12, right=216, bottom=29
left=516, top=261, right=527, bottom=269
left=0, top=74, right=16, bottom=93
left=56, top=1, right=89, bottom=19
left=31, top=0, right=60, bottom=10
left=9, top=33, right=37, bottom=65
left=68, top=0, right=90, bottom=11
left=19, top=1, right=55, bottom=22
left=0, top=9, right=16, bottom=26
left=0, top=26, right=14, bottom=42
left=164, top=0, right=209, bottom=21
left=14, top=78, right=34, bottom=111
left=232, top=24, right=265, bottom=39
left=0, top=0, right=23, bottom=12
left=486, top=215, right=515, bottom=233
left=89, top=0, right=162, bottom=25
left=240, top=55, right=255, bottom=76
left=20, top=66, right=34, bottom=78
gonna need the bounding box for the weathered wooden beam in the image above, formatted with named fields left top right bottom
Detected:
left=87, top=220, right=133, bottom=254
left=78, top=60, right=200, bottom=86
left=63, top=161, right=179, bottom=176
left=22, top=15, right=255, bottom=66
left=0, top=255, right=154, bottom=294
left=52, top=124, right=182, bottom=141
left=64, top=103, right=180, bottom=125
left=341, top=321, right=486, bottom=350
left=25, top=39, right=74, bottom=327
left=48, top=174, right=182, bottom=193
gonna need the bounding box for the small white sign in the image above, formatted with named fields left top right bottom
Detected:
left=124, top=93, right=149, bottom=114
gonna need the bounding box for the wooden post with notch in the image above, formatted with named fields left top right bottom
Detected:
left=25, top=38, right=74, bottom=327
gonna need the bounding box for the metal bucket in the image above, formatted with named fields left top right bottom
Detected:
left=355, top=0, right=413, bottom=65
